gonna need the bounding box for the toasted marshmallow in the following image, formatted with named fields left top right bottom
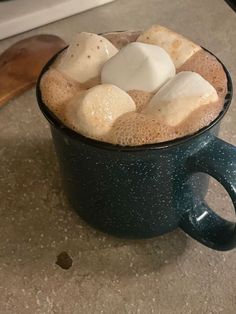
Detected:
left=55, top=32, right=118, bottom=83
left=65, top=84, right=136, bottom=139
left=137, top=25, right=201, bottom=69
left=101, top=42, right=175, bottom=92
left=145, top=71, right=219, bottom=126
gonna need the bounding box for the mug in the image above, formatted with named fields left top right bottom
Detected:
left=36, top=48, right=235, bottom=251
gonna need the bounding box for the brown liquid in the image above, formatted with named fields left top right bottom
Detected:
left=40, top=31, right=227, bottom=146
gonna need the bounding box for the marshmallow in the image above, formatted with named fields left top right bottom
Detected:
left=144, top=71, right=219, bottom=126
left=101, top=42, right=175, bottom=92
left=55, top=32, right=118, bottom=83
left=137, top=25, right=201, bottom=69
left=65, top=84, right=136, bottom=140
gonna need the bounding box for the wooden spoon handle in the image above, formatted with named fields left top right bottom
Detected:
left=0, top=34, right=66, bottom=108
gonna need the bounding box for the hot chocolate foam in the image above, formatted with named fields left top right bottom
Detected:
left=106, top=112, right=172, bottom=146
left=103, top=31, right=141, bottom=49
left=40, top=68, right=80, bottom=119
left=127, top=90, right=154, bottom=112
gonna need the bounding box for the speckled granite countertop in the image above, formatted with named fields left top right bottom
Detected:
left=0, top=0, right=236, bottom=313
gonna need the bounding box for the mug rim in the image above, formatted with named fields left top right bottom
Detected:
left=36, top=45, right=233, bottom=152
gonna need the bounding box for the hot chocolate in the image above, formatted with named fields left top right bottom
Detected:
left=40, top=26, right=227, bottom=146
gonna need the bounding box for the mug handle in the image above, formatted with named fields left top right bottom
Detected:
left=180, top=136, right=236, bottom=251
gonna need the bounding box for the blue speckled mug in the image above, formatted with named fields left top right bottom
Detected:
left=36, top=49, right=235, bottom=251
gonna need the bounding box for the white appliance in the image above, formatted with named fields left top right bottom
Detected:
left=0, top=0, right=114, bottom=40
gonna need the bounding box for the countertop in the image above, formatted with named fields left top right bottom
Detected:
left=0, top=0, right=236, bottom=313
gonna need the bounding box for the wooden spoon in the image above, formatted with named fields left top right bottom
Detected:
left=0, top=34, right=66, bottom=108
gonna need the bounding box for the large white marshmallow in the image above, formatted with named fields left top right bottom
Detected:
left=65, top=84, right=136, bottom=139
left=101, top=42, right=175, bottom=93
left=55, top=32, right=118, bottom=83
left=137, top=25, right=201, bottom=69
left=145, top=71, right=219, bottom=126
